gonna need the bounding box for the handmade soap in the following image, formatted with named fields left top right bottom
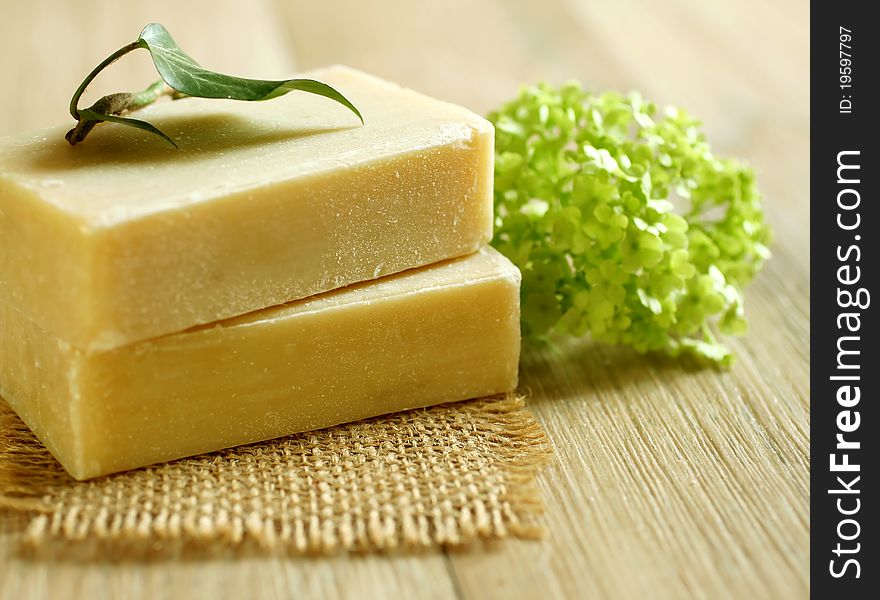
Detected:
left=0, top=247, right=521, bottom=480
left=0, top=66, right=494, bottom=350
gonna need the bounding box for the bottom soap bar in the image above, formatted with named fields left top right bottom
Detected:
left=1, top=247, right=521, bottom=480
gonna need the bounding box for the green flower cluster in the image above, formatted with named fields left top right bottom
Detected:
left=488, top=83, right=771, bottom=365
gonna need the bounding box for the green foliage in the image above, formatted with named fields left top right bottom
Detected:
left=138, top=24, right=362, bottom=119
left=67, top=23, right=362, bottom=146
left=488, top=82, right=771, bottom=365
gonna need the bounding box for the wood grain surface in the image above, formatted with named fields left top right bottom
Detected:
left=0, top=1, right=809, bottom=598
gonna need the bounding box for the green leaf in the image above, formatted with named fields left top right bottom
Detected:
left=137, top=24, right=362, bottom=122
left=67, top=23, right=362, bottom=146
left=77, top=109, right=178, bottom=148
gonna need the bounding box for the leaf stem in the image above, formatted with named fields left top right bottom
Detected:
left=65, top=79, right=182, bottom=146
left=69, top=40, right=145, bottom=120
left=129, top=79, right=185, bottom=108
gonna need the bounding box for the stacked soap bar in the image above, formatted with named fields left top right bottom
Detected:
left=0, top=66, right=520, bottom=480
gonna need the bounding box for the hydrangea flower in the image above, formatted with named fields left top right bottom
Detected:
left=489, top=83, right=771, bottom=365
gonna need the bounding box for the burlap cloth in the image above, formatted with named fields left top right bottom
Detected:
left=0, top=394, right=551, bottom=558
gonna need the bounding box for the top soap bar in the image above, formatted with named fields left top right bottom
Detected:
left=0, top=66, right=493, bottom=349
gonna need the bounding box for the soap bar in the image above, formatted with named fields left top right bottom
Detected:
left=0, top=66, right=494, bottom=350
left=1, top=247, right=521, bottom=480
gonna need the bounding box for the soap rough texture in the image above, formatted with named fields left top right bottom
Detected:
left=0, top=248, right=521, bottom=480
left=0, top=65, right=494, bottom=349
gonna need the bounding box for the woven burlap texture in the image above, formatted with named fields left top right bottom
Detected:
left=0, top=394, right=550, bottom=557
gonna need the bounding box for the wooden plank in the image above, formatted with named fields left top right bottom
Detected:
left=446, top=264, right=808, bottom=600
left=272, top=0, right=632, bottom=114
left=0, top=543, right=458, bottom=600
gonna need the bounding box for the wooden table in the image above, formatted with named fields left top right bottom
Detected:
left=0, top=1, right=809, bottom=598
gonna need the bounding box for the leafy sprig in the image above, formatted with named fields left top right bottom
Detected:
left=488, top=82, right=771, bottom=365
left=67, top=23, right=363, bottom=147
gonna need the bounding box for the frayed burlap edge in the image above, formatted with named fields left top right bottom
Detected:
left=0, top=394, right=551, bottom=560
